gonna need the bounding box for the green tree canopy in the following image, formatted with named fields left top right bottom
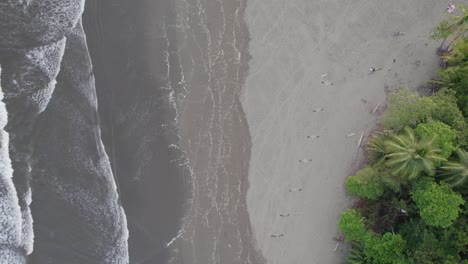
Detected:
left=414, top=120, right=457, bottom=159
left=382, top=88, right=435, bottom=130
left=436, top=65, right=468, bottom=116
left=430, top=90, right=468, bottom=146
left=346, top=167, right=385, bottom=200
left=338, top=209, right=367, bottom=242
left=399, top=218, right=468, bottom=263
left=381, top=89, right=468, bottom=146
left=411, top=179, right=465, bottom=228
left=364, top=233, right=407, bottom=264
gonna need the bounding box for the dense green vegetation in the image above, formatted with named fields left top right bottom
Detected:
left=338, top=9, right=468, bottom=263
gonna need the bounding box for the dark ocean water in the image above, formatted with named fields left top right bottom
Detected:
left=83, top=1, right=191, bottom=263
left=0, top=0, right=265, bottom=263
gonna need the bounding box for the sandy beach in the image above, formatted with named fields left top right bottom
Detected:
left=243, top=1, right=449, bottom=263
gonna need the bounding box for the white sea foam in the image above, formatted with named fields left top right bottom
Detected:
left=165, top=228, right=184, bottom=248
left=0, top=66, right=25, bottom=260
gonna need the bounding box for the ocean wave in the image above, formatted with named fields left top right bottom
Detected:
left=0, top=66, right=25, bottom=262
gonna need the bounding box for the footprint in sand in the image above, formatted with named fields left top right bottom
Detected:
left=271, top=234, right=284, bottom=238
left=289, top=188, right=303, bottom=192
left=312, top=107, right=324, bottom=112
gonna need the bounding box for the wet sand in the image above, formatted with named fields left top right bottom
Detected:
left=243, top=1, right=448, bottom=263
left=84, top=0, right=264, bottom=263
left=170, top=0, right=265, bottom=263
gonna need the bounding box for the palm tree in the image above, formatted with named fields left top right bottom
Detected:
left=348, top=242, right=368, bottom=264
left=433, top=5, right=468, bottom=52
left=443, top=40, right=468, bottom=66
left=384, top=127, right=446, bottom=181
left=440, top=149, right=468, bottom=187
left=368, top=134, right=388, bottom=165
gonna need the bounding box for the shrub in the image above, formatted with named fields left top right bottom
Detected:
left=346, top=167, right=385, bottom=200
left=338, top=209, right=367, bottom=242
left=430, top=90, right=468, bottom=146
left=382, top=88, right=435, bottom=130
left=436, top=66, right=468, bottom=116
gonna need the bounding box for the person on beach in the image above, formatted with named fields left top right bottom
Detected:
left=447, top=4, right=456, bottom=14
left=321, top=80, right=334, bottom=85
left=289, top=188, right=303, bottom=192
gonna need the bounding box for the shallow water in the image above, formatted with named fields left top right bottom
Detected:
left=83, top=0, right=264, bottom=263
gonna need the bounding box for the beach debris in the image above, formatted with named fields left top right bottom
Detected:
left=346, top=133, right=356, bottom=138
left=306, top=135, right=320, bottom=139
left=271, top=234, right=284, bottom=238
left=371, top=103, right=380, bottom=115
left=334, top=232, right=344, bottom=241
left=312, top=107, right=324, bottom=112
left=353, top=130, right=366, bottom=162
left=360, top=98, right=368, bottom=104
left=447, top=4, right=456, bottom=14
left=333, top=243, right=340, bottom=252
left=321, top=80, right=334, bottom=85
left=369, top=67, right=383, bottom=73
left=289, top=188, right=303, bottom=192
left=298, top=158, right=313, bottom=163
left=280, top=214, right=291, bottom=217
left=392, top=31, right=406, bottom=37
left=320, top=73, right=328, bottom=78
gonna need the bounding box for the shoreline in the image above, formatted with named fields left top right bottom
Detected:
left=172, top=0, right=266, bottom=263
left=243, top=1, right=447, bottom=263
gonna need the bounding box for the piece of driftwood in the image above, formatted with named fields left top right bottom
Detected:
left=354, top=130, right=365, bottom=162
left=333, top=243, right=339, bottom=252
left=372, top=103, right=380, bottom=115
